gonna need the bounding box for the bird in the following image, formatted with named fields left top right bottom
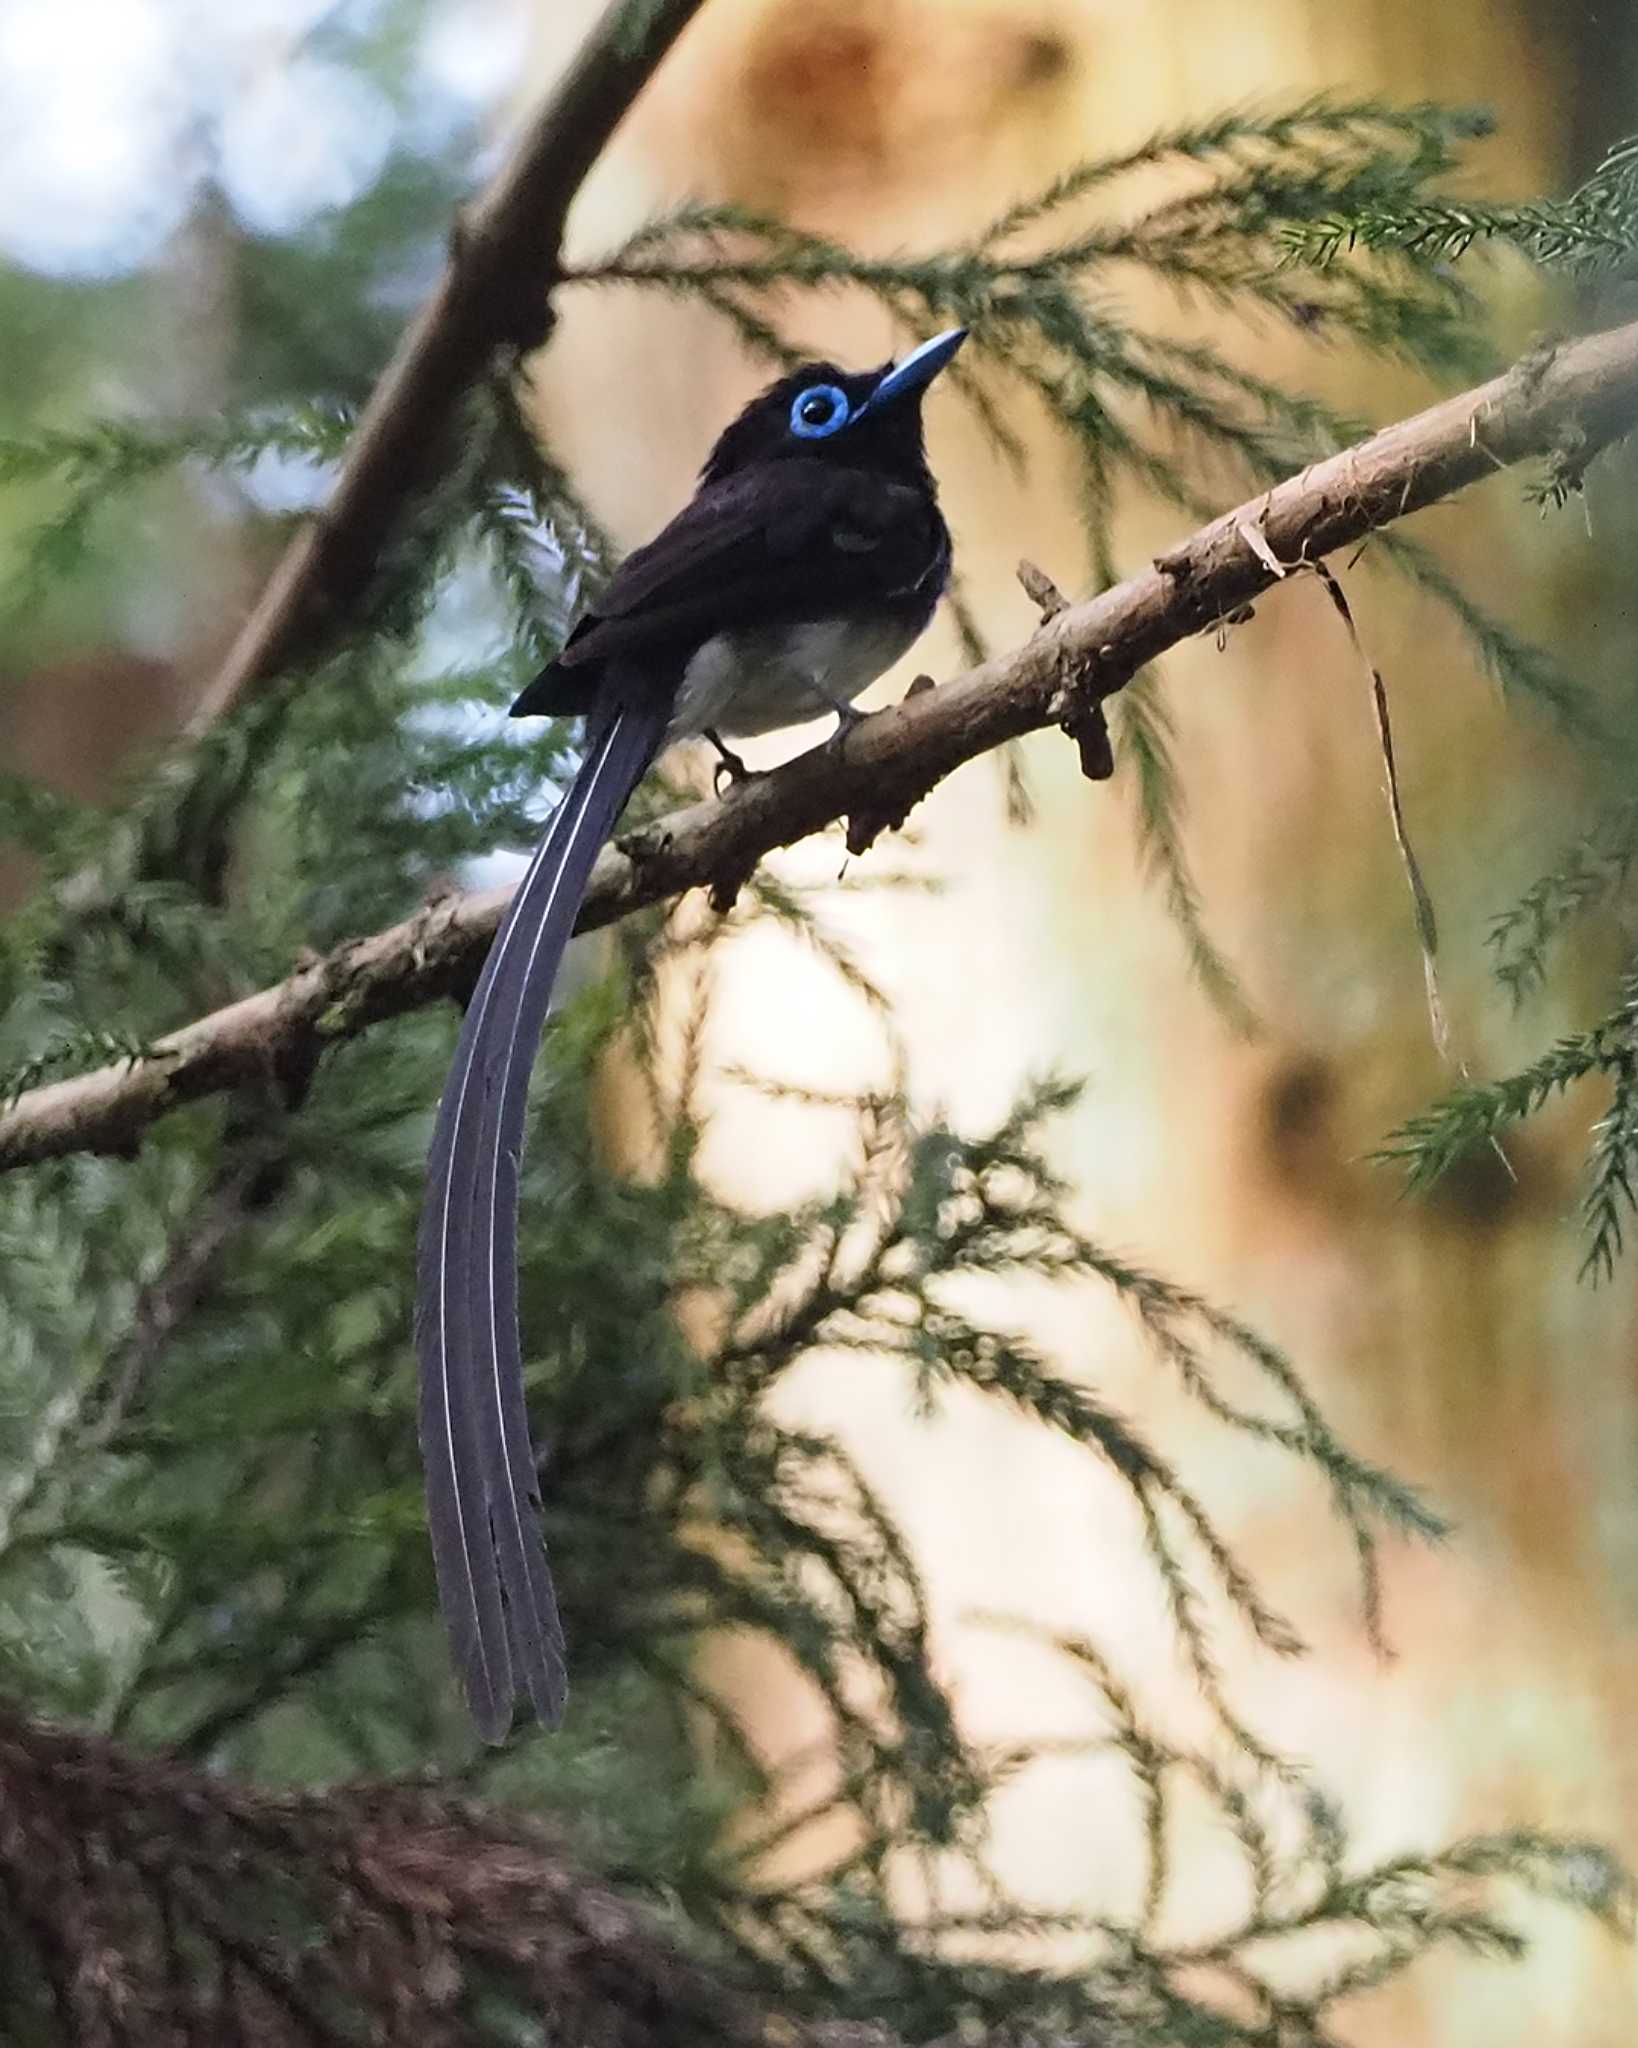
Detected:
left=416, top=327, right=966, bottom=1741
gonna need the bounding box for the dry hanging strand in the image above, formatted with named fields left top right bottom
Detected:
left=1310, top=562, right=1448, bottom=1054
left=1236, top=512, right=1452, bottom=1063
left=1307, top=561, right=1516, bottom=1182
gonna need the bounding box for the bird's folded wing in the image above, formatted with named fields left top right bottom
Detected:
left=531, top=464, right=940, bottom=684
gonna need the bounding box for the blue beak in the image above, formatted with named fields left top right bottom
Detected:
left=858, top=327, right=968, bottom=417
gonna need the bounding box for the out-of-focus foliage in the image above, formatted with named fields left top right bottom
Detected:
left=1292, top=124, right=1638, bottom=1284
left=570, top=98, right=1612, bottom=1023
left=1285, top=132, right=1638, bottom=274
left=0, top=22, right=1628, bottom=2039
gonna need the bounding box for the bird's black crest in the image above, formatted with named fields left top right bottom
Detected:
left=700, top=359, right=933, bottom=486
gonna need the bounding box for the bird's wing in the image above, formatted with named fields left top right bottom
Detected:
left=513, top=464, right=942, bottom=715
left=416, top=701, right=668, bottom=1739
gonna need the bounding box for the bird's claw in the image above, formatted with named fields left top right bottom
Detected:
left=704, top=729, right=754, bottom=793
left=826, top=703, right=867, bottom=755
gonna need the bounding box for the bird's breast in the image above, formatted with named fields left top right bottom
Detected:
left=671, top=609, right=928, bottom=741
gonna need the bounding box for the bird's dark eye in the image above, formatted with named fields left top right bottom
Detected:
left=789, top=383, right=850, bottom=440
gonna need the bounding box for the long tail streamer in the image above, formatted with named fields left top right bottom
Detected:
left=416, top=703, right=667, bottom=1739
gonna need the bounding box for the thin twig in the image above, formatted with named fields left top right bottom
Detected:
left=1309, top=559, right=1450, bottom=1060
left=5, top=317, right=1638, bottom=1173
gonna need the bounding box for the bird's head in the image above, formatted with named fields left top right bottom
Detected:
left=700, top=328, right=966, bottom=484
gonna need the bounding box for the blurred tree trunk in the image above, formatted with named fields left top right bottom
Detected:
left=0, top=208, right=257, bottom=908
left=523, top=4, right=1638, bottom=2038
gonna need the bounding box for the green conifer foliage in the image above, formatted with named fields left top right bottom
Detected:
left=0, top=40, right=1629, bottom=2040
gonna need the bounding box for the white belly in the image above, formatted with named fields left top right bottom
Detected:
left=670, top=614, right=920, bottom=740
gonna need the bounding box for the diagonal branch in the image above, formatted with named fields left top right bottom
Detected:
left=6, top=317, right=1638, bottom=1174
left=181, top=0, right=710, bottom=739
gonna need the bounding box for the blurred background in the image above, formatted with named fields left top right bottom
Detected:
left=3, top=0, right=1638, bottom=2041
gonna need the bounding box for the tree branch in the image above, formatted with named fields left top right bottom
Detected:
left=0, top=1702, right=992, bottom=2046
left=181, top=0, right=710, bottom=739
left=6, top=317, right=1638, bottom=1174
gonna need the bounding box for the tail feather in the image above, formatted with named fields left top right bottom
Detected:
left=416, top=703, right=667, bottom=1740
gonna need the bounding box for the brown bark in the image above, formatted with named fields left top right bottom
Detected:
left=0, top=1702, right=965, bottom=2047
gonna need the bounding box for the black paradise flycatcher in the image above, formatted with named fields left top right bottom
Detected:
left=416, top=329, right=967, bottom=1739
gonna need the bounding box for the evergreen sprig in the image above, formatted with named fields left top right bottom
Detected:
left=0, top=407, right=353, bottom=630
left=0, top=405, right=353, bottom=490
left=1380, top=1019, right=1614, bottom=1188
left=1284, top=134, right=1638, bottom=275
left=1380, top=969, right=1638, bottom=1282
left=0, top=1027, right=162, bottom=1108
left=1488, top=800, right=1638, bottom=1004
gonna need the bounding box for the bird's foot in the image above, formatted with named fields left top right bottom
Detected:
left=704, top=729, right=755, bottom=794
left=825, top=701, right=868, bottom=755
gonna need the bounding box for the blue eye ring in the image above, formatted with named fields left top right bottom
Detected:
left=789, top=383, right=850, bottom=439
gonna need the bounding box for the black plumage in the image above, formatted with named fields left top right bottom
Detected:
left=416, top=330, right=965, bottom=1740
